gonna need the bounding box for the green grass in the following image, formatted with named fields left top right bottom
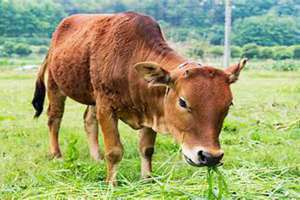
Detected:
left=0, top=56, right=43, bottom=70
left=206, top=167, right=228, bottom=199
left=0, top=68, right=299, bottom=199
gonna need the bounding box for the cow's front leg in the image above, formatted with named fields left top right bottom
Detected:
left=96, top=104, right=123, bottom=186
left=139, top=127, right=157, bottom=179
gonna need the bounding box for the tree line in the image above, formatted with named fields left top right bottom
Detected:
left=0, top=0, right=299, bottom=46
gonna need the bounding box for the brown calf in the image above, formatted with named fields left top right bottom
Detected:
left=32, top=12, right=246, bottom=185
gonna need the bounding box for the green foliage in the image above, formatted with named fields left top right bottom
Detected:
left=233, top=14, right=300, bottom=46
left=2, top=41, right=32, bottom=57
left=274, top=0, right=300, bottom=16
left=259, top=47, right=274, bottom=59
left=0, top=57, right=43, bottom=70
left=187, top=44, right=204, bottom=58
left=243, top=59, right=300, bottom=71
left=65, top=139, right=80, bottom=162
left=0, top=37, right=49, bottom=46
left=23, top=38, right=50, bottom=46
left=293, top=46, right=300, bottom=59
left=242, top=43, right=260, bottom=59
left=209, top=25, right=224, bottom=45
left=273, top=47, right=293, bottom=60
left=0, top=58, right=10, bottom=66
left=209, top=46, right=223, bottom=57
left=232, top=0, right=278, bottom=19
left=14, top=43, right=32, bottom=56
left=2, top=42, right=15, bottom=56
left=0, top=0, right=66, bottom=38
left=0, top=0, right=299, bottom=45
left=207, top=167, right=228, bottom=200
left=166, top=27, right=205, bottom=42
left=230, top=46, right=242, bottom=58
left=38, top=46, right=48, bottom=55
left=271, top=60, right=300, bottom=71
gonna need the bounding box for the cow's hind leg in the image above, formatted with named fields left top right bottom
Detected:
left=83, top=105, right=103, bottom=161
left=139, top=127, right=157, bottom=179
left=47, top=74, right=66, bottom=158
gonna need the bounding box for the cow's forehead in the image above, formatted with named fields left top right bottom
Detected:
left=174, top=68, right=232, bottom=100
left=174, top=66, right=229, bottom=84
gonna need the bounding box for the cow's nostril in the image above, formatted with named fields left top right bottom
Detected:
left=197, top=150, right=206, bottom=162
left=219, top=152, right=224, bottom=159
left=198, top=151, right=223, bottom=166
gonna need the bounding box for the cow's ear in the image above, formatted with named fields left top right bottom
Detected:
left=134, top=62, right=172, bottom=87
left=225, top=58, right=247, bottom=83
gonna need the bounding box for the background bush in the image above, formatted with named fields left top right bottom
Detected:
left=0, top=0, right=299, bottom=46
left=0, top=37, right=50, bottom=46
left=233, top=14, right=300, bottom=46
left=293, top=46, right=300, bottom=59
left=259, top=47, right=274, bottom=59
left=231, top=46, right=242, bottom=58
left=208, top=46, right=223, bottom=57
left=242, top=43, right=260, bottom=59
left=271, top=60, right=300, bottom=71
left=2, top=42, right=15, bottom=56
left=14, top=43, right=32, bottom=56
left=2, top=41, right=32, bottom=57
left=187, top=45, right=204, bottom=58
left=38, top=46, right=49, bottom=55
left=273, top=47, right=293, bottom=60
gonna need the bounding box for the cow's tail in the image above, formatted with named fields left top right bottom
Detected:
left=32, top=52, right=49, bottom=118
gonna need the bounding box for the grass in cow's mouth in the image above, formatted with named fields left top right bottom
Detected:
left=206, top=167, right=228, bottom=200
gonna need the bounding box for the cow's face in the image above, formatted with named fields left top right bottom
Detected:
left=135, top=59, right=247, bottom=167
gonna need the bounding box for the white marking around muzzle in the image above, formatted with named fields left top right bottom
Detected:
left=181, top=144, right=209, bottom=165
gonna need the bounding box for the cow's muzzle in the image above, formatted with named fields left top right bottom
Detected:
left=184, top=150, right=224, bottom=167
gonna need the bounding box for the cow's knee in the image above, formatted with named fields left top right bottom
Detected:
left=84, top=114, right=98, bottom=133
left=106, top=147, right=123, bottom=164
left=47, top=106, right=64, bottom=125
left=84, top=106, right=97, bottom=124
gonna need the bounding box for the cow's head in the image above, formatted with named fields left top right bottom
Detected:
left=135, top=59, right=247, bottom=167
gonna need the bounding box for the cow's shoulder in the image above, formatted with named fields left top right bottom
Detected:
left=118, top=12, right=164, bottom=46
left=122, top=11, right=157, bottom=24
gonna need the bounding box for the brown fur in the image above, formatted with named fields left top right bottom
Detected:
left=32, top=12, right=246, bottom=185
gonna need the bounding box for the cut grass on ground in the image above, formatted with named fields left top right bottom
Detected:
left=0, top=70, right=299, bottom=199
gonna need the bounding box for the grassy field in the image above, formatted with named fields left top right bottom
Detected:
left=0, top=68, right=299, bottom=199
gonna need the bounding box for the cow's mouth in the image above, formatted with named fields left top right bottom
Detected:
left=183, top=154, right=223, bottom=167
left=183, top=154, right=205, bottom=167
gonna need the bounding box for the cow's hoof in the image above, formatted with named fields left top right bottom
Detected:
left=141, top=176, right=155, bottom=183
left=91, top=152, right=104, bottom=161
left=106, top=179, right=118, bottom=187
left=49, top=151, right=62, bottom=160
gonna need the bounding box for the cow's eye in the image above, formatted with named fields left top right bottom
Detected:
left=179, top=97, right=187, bottom=108
left=230, top=102, right=234, bottom=106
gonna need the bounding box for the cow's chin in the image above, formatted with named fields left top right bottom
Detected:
left=183, top=154, right=205, bottom=167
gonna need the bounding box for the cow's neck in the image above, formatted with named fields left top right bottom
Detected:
left=140, top=48, right=186, bottom=133
left=145, top=44, right=186, bottom=70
